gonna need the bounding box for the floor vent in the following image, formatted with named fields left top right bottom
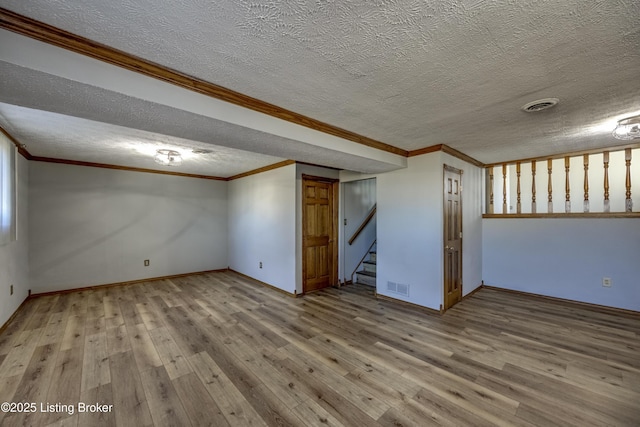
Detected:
left=387, top=281, right=409, bottom=297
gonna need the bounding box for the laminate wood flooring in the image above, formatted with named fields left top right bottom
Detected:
left=0, top=271, right=638, bottom=426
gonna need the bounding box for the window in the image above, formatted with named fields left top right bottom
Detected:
left=0, top=132, right=16, bottom=246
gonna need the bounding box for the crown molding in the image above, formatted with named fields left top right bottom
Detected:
left=227, top=160, right=296, bottom=180
left=0, top=7, right=407, bottom=158
left=0, top=125, right=32, bottom=159
left=407, top=144, right=443, bottom=157
left=441, top=144, right=485, bottom=167
left=408, top=143, right=485, bottom=167
left=30, top=155, right=228, bottom=180
left=1, top=125, right=331, bottom=181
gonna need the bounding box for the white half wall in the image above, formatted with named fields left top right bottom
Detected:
left=228, top=164, right=297, bottom=293
left=483, top=218, right=640, bottom=312
left=0, top=155, right=28, bottom=327
left=28, top=162, right=228, bottom=293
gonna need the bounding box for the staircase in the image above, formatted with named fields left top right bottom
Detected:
left=355, top=251, right=376, bottom=287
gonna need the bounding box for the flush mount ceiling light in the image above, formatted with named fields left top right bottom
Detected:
left=154, top=149, right=182, bottom=166
left=613, top=115, right=640, bottom=140
left=521, top=98, right=559, bottom=113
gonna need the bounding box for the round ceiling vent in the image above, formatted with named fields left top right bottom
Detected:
left=521, top=98, right=559, bottom=112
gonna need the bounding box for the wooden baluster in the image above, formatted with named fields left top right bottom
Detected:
left=583, top=154, right=589, bottom=212
left=626, top=148, right=633, bottom=212
left=502, top=164, right=507, bottom=214
left=488, top=167, right=494, bottom=214
left=564, top=156, right=571, bottom=213
left=516, top=162, right=521, bottom=214
left=547, top=159, right=553, bottom=213
left=531, top=160, right=536, bottom=213
left=603, top=151, right=610, bottom=213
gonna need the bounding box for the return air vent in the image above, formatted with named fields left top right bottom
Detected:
left=387, top=281, right=409, bottom=297
left=521, top=98, right=559, bottom=112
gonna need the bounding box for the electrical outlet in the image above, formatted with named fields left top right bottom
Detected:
left=10, top=284, right=13, bottom=295
left=144, top=259, right=150, bottom=267
left=602, top=277, right=612, bottom=287
left=259, top=262, right=263, bottom=269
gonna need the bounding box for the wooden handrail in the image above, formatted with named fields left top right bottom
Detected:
left=348, top=204, right=377, bottom=246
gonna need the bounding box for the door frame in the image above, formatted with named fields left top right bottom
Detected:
left=301, top=174, right=339, bottom=294
left=443, top=164, right=463, bottom=312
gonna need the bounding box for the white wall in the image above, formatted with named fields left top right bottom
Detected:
left=228, top=164, right=297, bottom=293
left=483, top=218, right=640, bottom=312
left=0, top=155, right=28, bottom=327
left=28, top=162, right=227, bottom=293
left=376, top=152, right=484, bottom=310
left=376, top=153, right=444, bottom=309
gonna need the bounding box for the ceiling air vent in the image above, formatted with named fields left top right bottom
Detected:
left=521, top=98, right=559, bottom=113
left=192, top=149, right=213, bottom=154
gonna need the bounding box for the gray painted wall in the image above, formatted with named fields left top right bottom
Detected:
left=483, top=218, right=640, bottom=311
left=28, top=162, right=228, bottom=293
left=228, top=164, right=297, bottom=293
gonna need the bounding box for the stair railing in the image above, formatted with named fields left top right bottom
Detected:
left=348, top=203, right=376, bottom=245
left=350, top=239, right=377, bottom=285
left=485, top=147, right=638, bottom=215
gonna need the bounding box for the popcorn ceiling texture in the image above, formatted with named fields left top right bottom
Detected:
left=0, top=103, right=286, bottom=178
left=0, top=62, right=399, bottom=175
left=1, top=0, right=640, bottom=164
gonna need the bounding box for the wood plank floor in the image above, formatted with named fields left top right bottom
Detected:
left=0, top=271, right=638, bottom=426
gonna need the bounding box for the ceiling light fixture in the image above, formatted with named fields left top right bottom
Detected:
left=154, top=149, right=182, bottom=166
left=613, top=115, right=640, bottom=140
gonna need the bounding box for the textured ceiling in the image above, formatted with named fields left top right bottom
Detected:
left=0, top=103, right=287, bottom=178
left=0, top=59, right=402, bottom=174
left=0, top=0, right=639, bottom=168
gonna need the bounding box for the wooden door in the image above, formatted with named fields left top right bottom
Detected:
left=302, top=176, right=337, bottom=293
left=444, top=165, right=463, bottom=311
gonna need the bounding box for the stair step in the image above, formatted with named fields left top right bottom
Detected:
left=362, top=261, right=377, bottom=274
left=355, top=270, right=376, bottom=287
left=363, top=260, right=376, bottom=265
left=356, top=270, right=376, bottom=277
left=369, top=252, right=377, bottom=263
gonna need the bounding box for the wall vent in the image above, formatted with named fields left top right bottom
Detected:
left=387, top=281, right=409, bottom=297
left=387, top=281, right=397, bottom=293
left=397, top=283, right=409, bottom=296
left=521, top=98, right=559, bottom=112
